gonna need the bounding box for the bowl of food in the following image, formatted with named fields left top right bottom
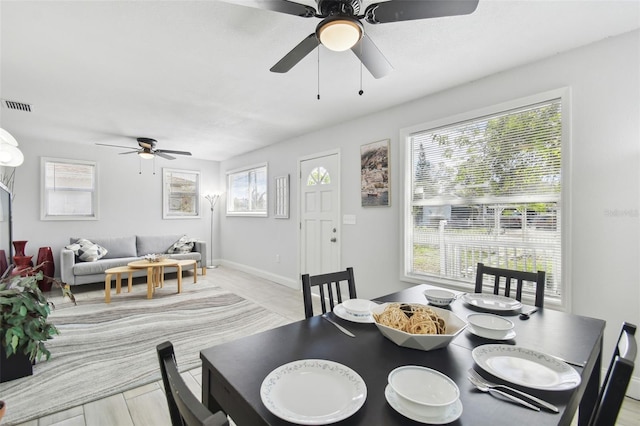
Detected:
left=466, top=313, right=514, bottom=339
left=388, top=365, right=460, bottom=416
left=371, top=303, right=467, bottom=351
left=423, top=289, right=456, bottom=307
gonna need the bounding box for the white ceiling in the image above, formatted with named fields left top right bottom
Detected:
left=1, top=0, right=639, bottom=161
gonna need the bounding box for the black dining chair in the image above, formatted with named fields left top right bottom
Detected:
left=588, top=322, right=637, bottom=426
left=156, top=341, right=229, bottom=426
left=301, top=267, right=357, bottom=319
left=474, top=262, right=546, bottom=308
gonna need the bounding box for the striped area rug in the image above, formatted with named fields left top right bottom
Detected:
left=0, top=277, right=291, bottom=425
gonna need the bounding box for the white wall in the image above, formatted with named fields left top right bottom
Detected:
left=220, top=30, right=640, bottom=395
left=7, top=140, right=221, bottom=266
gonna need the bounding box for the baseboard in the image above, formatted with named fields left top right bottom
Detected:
left=219, top=260, right=299, bottom=290
left=627, top=375, right=640, bottom=400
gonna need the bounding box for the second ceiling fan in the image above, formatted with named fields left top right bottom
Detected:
left=241, top=0, right=479, bottom=79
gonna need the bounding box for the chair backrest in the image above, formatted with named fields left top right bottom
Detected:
left=474, top=262, right=546, bottom=308
left=156, top=341, right=229, bottom=426
left=589, top=322, right=637, bottom=426
left=301, top=267, right=357, bottom=319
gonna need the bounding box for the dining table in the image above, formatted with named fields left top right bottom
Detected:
left=200, top=284, right=605, bottom=425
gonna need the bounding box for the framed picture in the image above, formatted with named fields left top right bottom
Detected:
left=163, top=168, right=201, bottom=219
left=274, top=175, right=289, bottom=219
left=361, top=139, right=390, bottom=207
left=226, top=163, right=268, bottom=217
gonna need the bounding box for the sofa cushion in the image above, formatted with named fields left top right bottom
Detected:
left=72, top=257, right=141, bottom=276
left=167, top=235, right=197, bottom=254
left=136, top=235, right=184, bottom=256
left=66, top=238, right=108, bottom=262
left=70, top=236, right=137, bottom=259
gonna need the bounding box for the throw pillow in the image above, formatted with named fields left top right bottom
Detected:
left=65, top=238, right=108, bottom=262
left=167, top=235, right=195, bottom=254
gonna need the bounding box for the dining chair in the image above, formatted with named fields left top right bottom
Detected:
left=474, top=262, right=546, bottom=308
left=156, top=341, right=229, bottom=426
left=588, top=322, right=637, bottom=426
left=301, top=267, right=357, bottom=319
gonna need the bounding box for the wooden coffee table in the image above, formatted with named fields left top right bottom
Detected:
left=128, top=259, right=179, bottom=299
left=104, top=266, right=136, bottom=303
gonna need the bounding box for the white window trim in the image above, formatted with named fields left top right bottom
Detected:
left=399, top=88, right=572, bottom=311
left=162, top=168, right=201, bottom=219
left=40, top=157, right=99, bottom=221
left=226, top=162, right=268, bottom=217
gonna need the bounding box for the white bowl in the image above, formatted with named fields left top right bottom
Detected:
left=467, top=313, right=514, bottom=339
left=423, top=289, right=456, bottom=307
left=371, top=303, right=467, bottom=351
left=388, top=366, right=460, bottom=416
left=341, top=299, right=374, bottom=318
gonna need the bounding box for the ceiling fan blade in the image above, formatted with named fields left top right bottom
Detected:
left=364, top=0, right=479, bottom=24
left=156, top=149, right=192, bottom=156
left=96, top=143, right=136, bottom=149
left=118, top=150, right=139, bottom=155
left=270, top=33, right=319, bottom=73
left=155, top=152, right=176, bottom=160
left=243, top=0, right=316, bottom=17
left=351, top=34, right=393, bottom=79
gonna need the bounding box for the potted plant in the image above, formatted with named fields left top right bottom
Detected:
left=0, top=264, right=75, bottom=382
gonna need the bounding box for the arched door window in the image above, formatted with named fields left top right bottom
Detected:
left=307, top=166, right=331, bottom=186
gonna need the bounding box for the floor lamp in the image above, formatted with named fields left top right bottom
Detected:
left=205, top=194, right=219, bottom=269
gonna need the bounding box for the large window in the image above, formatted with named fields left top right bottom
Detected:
left=226, top=163, right=268, bottom=217
left=403, top=93, right=565, bottom=304
left=41, top=158, right=98, bottom=220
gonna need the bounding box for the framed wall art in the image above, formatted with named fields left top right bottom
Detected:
left=163, top=168, right=201, bottom=219
left=274, top=174, right=289, bottom=219
left=361, top=139, right=390, bottom=207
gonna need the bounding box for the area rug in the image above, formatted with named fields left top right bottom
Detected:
left=0, top=278, right=292, bottom=425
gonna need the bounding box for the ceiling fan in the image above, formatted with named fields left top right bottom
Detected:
left=96, top=137, right=192, bottom=160
left=240, top=0, right=479, bottom=79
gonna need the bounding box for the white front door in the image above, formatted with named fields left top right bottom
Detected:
left=299, top=152, right=340, bottom=277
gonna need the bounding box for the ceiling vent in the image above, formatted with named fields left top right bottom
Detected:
left=2, top=99, right=32, bottom=112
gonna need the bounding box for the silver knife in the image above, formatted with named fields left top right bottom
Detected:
left=322, top=314, right=355, bottom=337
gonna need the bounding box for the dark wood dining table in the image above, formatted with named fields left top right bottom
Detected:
left=200, top=284, right=605, bottom=425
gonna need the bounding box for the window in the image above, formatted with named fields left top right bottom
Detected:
left=307, top=166, right=330, bottom=186
left=163, top=169, right=201, bottom=219
left=226, top=163, right=268, bottom=217
left=402, top=94, right=565, bottom=304
left=41, top=158, right=98, bottom=220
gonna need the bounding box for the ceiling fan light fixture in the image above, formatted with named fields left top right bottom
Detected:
left=138, top=150, right=154, bottom=160
left=317, top=17, right=362, bottom=52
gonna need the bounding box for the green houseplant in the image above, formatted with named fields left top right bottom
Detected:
left=0, top=265, right=75, bottom=381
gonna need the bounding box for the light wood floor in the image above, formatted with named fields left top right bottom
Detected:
left=13, top=267, right=640, bottom=426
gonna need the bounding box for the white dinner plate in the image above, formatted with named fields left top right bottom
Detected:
left=385, top=384, right=463, bottom=424
left=467, top=325, right=516, bottom=341
left=334, top=302, right=376, bottom=323
left=462, top=293, right=522, bottom=312
left=472, top=345, right=581, bottom=391
left=260, top=359, right=367, bottom=425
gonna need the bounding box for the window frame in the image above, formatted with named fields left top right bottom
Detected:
left=162, top=168, right=201, bottom=219
left=40, top=157, right=99, bottom=221
left=226, top=163, right=268, bottom=217
left=400, top=88, right=571, bottom=310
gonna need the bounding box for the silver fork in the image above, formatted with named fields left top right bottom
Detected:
left=468, top=369, right=558, bottom=413
left=468, top=375, right=540, bottom=411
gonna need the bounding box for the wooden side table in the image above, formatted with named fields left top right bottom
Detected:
left=104, top=266, right=136, bottom=303
left=128, top=259, right=179, bottom=299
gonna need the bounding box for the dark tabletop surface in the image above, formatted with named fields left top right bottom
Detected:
left=200, top=284, right=605, bottom=426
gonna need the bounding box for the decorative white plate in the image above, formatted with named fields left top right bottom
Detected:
left=472, top=345, right=581, bottom=391
left=468, top=325, right=516, bottom=341
left=462, top=293, right=522, bottom=312
left=334, top=303, right=375, bottom=323
left=385, top=384, right=463, bottom=424
left=260, top=359, right=367, bottom=425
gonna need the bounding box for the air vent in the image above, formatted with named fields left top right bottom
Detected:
left=2, top=99, right=32, bottom=112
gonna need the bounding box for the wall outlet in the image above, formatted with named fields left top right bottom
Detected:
left=275, top=254, right=280, bottom=263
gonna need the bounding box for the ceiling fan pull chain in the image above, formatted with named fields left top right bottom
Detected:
left=359, top=37, right=364, bottom=96
left=317, top=46, right=321, bottom=100
left=138, top=157, right=142, bottom=175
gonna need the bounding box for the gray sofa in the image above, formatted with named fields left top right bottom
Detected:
left=60, top=235, right=207, bottom=286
